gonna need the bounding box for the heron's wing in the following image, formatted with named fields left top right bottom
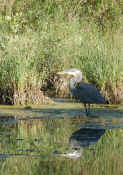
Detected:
left=71, top=82, right=106, bottom=104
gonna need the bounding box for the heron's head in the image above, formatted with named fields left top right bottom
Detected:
left=57, top=68, right=82, bottom=82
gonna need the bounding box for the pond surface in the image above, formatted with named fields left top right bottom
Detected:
left=0, top=98, right=123, bottom=175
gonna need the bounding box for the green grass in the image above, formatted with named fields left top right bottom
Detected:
left=0, top=0, right=123, bottom=104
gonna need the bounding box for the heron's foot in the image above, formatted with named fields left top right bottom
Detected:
left=85, top=110, right=90, bottom=116
left=85, top=111, right=98, bottom=118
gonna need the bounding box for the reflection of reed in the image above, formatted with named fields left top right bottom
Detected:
left=0, top=119, right=123, bottom=175
left=18, top=119, right=75, bottom=139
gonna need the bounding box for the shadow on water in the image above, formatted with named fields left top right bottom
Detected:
left=0, top=98, right=123, bottom=174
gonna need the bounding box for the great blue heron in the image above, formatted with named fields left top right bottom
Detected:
left=58, top=68, right=107, bottom=116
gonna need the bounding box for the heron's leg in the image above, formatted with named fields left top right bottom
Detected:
left=83, top=104, right=91, bottom=116
left=88, top=104, right=91, bottom=114
left=83, top=103, right=89, bottom=116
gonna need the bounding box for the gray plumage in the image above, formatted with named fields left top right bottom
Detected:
left=58, top=68, right=107, bottom=115
left=71, top=81, right=106, bottom=104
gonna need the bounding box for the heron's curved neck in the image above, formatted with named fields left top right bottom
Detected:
left=69, top=78, right=77, bottom=90
left=69, top=73, right=82, bottom=90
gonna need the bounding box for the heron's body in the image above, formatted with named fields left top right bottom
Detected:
left=58, top=68, right=107, bottom=115
left=70, top=81, right=106, bottom=104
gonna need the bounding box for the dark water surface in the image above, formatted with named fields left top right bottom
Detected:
left=0, top=98, right=123, bottom=175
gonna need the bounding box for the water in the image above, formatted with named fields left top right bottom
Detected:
left=0, top=98, right=123, bottom=175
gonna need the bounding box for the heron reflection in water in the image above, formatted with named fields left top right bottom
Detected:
left=60, top=128, right=105, bottom=159
left=58, top=68, right=107, bottom=116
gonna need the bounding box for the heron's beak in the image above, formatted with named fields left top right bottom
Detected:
left=57, top=71, right=74, bottom=79
left=57, top=71, right=66, bottom=75
left=57, top=71, right=70, bottom=77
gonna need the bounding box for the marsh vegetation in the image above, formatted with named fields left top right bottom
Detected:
left=0, top=0, right=123, bottom=105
